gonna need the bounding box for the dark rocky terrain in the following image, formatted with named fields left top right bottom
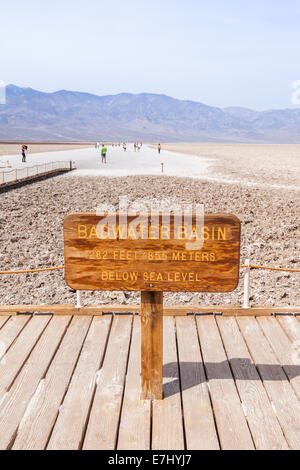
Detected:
left=0, top=174, right=298, bottom=307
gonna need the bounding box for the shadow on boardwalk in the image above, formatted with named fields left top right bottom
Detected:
left=163, top=360, right=300, bottom=398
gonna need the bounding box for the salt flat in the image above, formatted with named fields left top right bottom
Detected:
left=0, top=145, right=214, bottom=179
left=1, top=143, right=299, bottom=190
left=164, top=142, right=300, bottom=190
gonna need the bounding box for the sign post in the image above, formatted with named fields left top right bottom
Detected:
left=64, top=213, right=241, bottom=400
left=141, top=291, right=163, bottom=400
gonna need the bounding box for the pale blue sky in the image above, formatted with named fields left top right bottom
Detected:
left=1, top=0, right=299, bottom=109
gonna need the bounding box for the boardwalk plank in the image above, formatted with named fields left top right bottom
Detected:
left=277, top=315, right=300, bottom=343
left=118, top=316, right=151, bottom=450
left=258, top=317, right=300, bottom=401
left=0, top=316, right=70, bottom=450
left=152, top=317, right=185, bottom=450
left=0, top=314, right=298, bottom=451
left=47, top=316, right=111, bottom=450
left=176, top=316, right=219, bottom=450
left=0, top=315, right=51, bottom=398
left=1, top=305, right=300, bottom=316
left=13, top=316, right=92, bottom=450
left=0, top=316, right=30, bottom=361
left=217, top=317, right=288, bottom=450
left=83, top=315, right=132, bottom=450
left=238, top=316, right=300, bottom=450
left=0, top=316, right=9, bottom=330
left=196, top=316, right=254, bottom=450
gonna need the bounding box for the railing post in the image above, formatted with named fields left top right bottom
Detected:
left=243, top=259, right=251, bottom=309
left=76, top=290, right=82, bottom=309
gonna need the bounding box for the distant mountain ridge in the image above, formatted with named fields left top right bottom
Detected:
left=1, top=84, right=300, bottom=143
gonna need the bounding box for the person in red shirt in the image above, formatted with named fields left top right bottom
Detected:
left=158, top=143, right=161, bottom=154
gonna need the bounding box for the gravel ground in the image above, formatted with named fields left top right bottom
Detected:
left=0, top=174, right=299, bottom=307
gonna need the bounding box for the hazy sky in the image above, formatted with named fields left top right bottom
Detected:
left=1, top=0, right=299, bottom=109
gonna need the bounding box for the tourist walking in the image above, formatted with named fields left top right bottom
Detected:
left=101, top=144, right=107, bottom=164
left=21, top=144, right=28, bottom=162
left=158, top=143, right=161, bottom=154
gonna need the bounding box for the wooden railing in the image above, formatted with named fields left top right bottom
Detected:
left=0, top=161, right=75, bottom=185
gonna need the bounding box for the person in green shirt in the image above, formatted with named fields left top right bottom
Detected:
left=101, top=144, right=107, bottom=164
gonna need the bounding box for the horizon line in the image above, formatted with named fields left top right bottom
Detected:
left=6, top=83, right=299, bottom=113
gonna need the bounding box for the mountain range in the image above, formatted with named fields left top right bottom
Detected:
left=0, top=85, right=300, bottom=143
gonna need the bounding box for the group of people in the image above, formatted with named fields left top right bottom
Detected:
left=96, top=141, right=162, bottom=165
left=98, top=142, right=128, bottom=163
left=134, top=142, right=143, bottom=152
left=20, top=141, right=162, bottom=166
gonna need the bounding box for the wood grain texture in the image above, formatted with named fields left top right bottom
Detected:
left=83, top=315, right=132, bottom=450
left=0, top=315, right=51, bottom=398
left=47, top=316, right=111, bottom=450
left=0, top=316, right=31, bottom=361
left=152, top=317, right=185, bottom=450
left=257, top=316, right=300, bottom=400
left=277, top=315, right=300, bottom=343
left=0, top=316, right=9, bottom=329
left=117, top=316, right=151, bottom=450
left=196, top=316, right=254, bottom=450
left=0, top=314, right=298, bottom=450
left=176, top=316, right=219, bottom=450
left=0, top=305, right=299, bottom=316
left=238, top=316, right=300, bottom=450
left=217, top=316, right=288, bottom=450
left=0, top=305, right=79, bottom=314
left=64, top=213, right=240, bottom=292
left=0, top=316, right=70, bottom=450
left=12, top=316, right=92, bottom=450
left=141, top=291, right=163, bottom=400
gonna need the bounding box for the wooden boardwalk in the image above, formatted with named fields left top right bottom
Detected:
left=0, top=161, right=75, bottom=192
left=0, top=313, right=299, bottom=450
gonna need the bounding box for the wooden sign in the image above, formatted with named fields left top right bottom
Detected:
left=64, top=213, right=240, bottom=292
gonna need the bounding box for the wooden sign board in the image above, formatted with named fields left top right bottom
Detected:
left=64, top=213, right=240, bottom=292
